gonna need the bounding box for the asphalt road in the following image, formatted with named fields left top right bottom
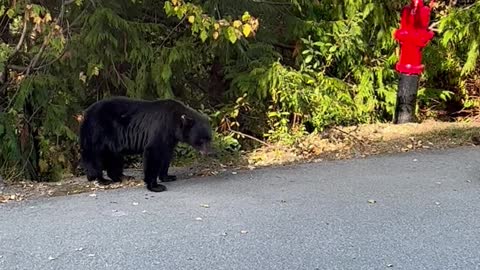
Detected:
left=1, top=147, right=480, bottom=270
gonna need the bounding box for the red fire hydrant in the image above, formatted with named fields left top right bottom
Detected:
left=393, top=0, right=435, bottom=124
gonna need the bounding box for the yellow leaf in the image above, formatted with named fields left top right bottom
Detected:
left=242, top=24, right=252, bottom=37
left=250, top=18, right=259, bottom=30
left=214, top=23, right=220, bottom=30
left=213, top=31, right=219, bottom=40
left=44, top=13, right=52, bottom=22
left=233, top=20, right=242, bottom=28
left=172, top=0, right=178, bottom=6
left=79, top=72, right=87, bottom=83
left=33, top=16, right=42, bottom=25
left=188, top=15, right=195, bottom=24
left=92, top=66, right=100, bottom=76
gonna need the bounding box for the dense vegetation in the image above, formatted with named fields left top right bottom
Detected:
left=0, top=0, right=479, bottom=182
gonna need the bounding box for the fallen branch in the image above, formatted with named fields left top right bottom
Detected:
left=332, top=127, right=366, bottom=146
left=229, top=130, right=273, bottom=147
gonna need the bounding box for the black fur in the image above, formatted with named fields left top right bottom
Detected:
left=79, top=96, right=212, bottom=192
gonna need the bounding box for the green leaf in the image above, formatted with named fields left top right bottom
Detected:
left=362, top=3, right=375, bottom=19
left=226, top=26, right=238, bottom=44
left=461, top=40, right=479, bottom=76
left=301, top=49, right=311, bottom=55
left=49, top=37, right=64, bottom=53
left=241, top=12, right=251, bottom=22
left=161, top=65, right=172, bottom=81
left=6, top=8, right=14, bottom=19
left=31, top=5, right=43, bottom=16
left=200, top=30, right=208, bottom=42
left=164, top=1, right=173, bottom=15
left=304, top=55, right=313, bottom=64
left=441, top=30, right=454, bottom=47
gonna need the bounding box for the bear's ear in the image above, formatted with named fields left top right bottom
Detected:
left=180, top=114, right=194, bottom=129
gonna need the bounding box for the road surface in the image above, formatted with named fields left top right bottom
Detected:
left=1, top=147, right=480, bottom=270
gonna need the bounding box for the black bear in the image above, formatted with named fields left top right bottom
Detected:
left=79, top=96, right=213, bottom=192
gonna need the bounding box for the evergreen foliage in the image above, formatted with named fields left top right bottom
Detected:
left=0, top=0, right=479, bottom=181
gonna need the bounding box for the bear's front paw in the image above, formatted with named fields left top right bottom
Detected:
left=146, top=183, right=167, bottom=192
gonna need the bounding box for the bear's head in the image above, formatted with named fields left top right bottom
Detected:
left=180, top=114, right=213, bottom=156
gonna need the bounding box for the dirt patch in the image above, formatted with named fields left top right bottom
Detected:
left=1, top=120, right=480, bottom=204
left=248, top=120, right=480, bottom=167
